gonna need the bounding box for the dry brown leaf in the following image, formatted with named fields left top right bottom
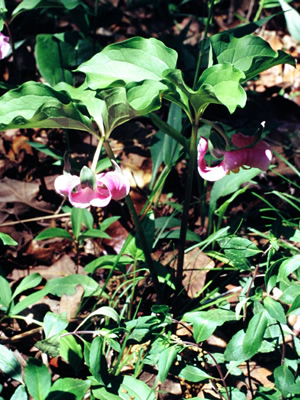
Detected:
left=182, top=248, right=215, bottom=298
left=34, top=254, right=86, bottom=281
left=59, top=284, right=84, bottom=320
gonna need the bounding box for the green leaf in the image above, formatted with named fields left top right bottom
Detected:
left=24, top=358, right=51, bottom=400
left=157, top=346, right=180, bottom=384
left=35, top=34, right=75, bottom=86
left=182, top=309, right=237, bottom=343
left=287, top=295, right=300, bottom=316
left=12, top=0, right=87, bottom=16
left=279, top=0, right=300, bottom=42
left=274, top=364, right=296, bottom=397
left=0, top=232, right=18, bottom=245
left=45, top=275, right=99, bottom=298
left=10, top=385, right=28, bottom=400
left=79, top=229, right=111, bottom=240
left=84, top=254, right=132, bottom=274
left=280, top=283, right=300, bottom=304
left=224, top=329, right=247, bottom=361
left=0, top=275, right=12, bottom=311
left=242, top=310, right=268, bottom=359
left=77, top=37, right=177, bottom=89
left=263, top=296, right=287, bottom=324
left=59, top=333, right=83, bottom=375
left=46, top=378, right=90, bottom=400
left=35, top=228, right=73, bottom=241
left=12, top=273, right=43, bottom=301
left=218, top=236, right=261, bottom=258
left=76, top=306, right=120, bottom=332
left=9, top=288, right=49, bottom=316
left=0, top=82, right=96, bottom=134
left=178, top=364, right=211, bottom=382
left=89, top=336, right=109, bottom=385
left=278, top=255, right=300, bottom=283
left=210, top=33, right=296, bottom=82
left=71, top=207, right=85, bottom=240
left=164, top=64, right=246, bottom=115
left=43, top=312, right=69, bottom=339
left=0, top=344, right=23, bottom=384
left=209, top=168, right=260, bottom=222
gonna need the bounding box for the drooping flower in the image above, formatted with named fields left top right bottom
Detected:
left=54, top=161, right=130, bottom=208
left=0, top=32, right=11, bottom=60
left=197, top=132, right=272, bottom=181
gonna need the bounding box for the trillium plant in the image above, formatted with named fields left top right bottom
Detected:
left=0, top=1, right=299, bottom=399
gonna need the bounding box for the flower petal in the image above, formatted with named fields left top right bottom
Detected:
left=54, top=174, right=80, bottom=197
left=0, top=33, right=11, bottom=59
left=224, top=140, right=272, bottom=171
left=197, top=137, right=227, bottom=181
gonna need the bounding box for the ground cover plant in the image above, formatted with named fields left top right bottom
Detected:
left=0, top=0, right=300, bottom=399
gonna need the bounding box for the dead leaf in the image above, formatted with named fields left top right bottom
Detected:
left=59, top=284, right=84, bottom=320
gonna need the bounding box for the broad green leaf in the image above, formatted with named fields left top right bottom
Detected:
left=0, top=275, right=12, bottom=311
left=178, top=364, right=211, bottom=382
left=280, top=283, right=300, bottom=304
left=0, top=232, right=18, bottom=245
left=59, top=333, right=83, bottom=375
left=71, top=207, right=85, bottom=240
left=12, top=273, right=43, bottom=301
left=210, top=33, right=296, bottom=82
left=9, top=288, right=49, bottom=315
left=89, top=336, right=109, bottom=385
left=164, top=64, right=246, bottom=115
left=0, top=344, right=23, bottom=383
left=46, top=378, right=90, bottom=400
left=218, top=236, right=261, bottom=258
left=279, top=0, right=300, bottom=42
left=76, top=306, right=120, bottom=332
left=27, top=141, right=63, bottom=160
left=274, top=364, right=296, bottom=397
left=277, top=254, right=300, bottom=283
left=24, top=358, right=51, bottom=400
left=79, top=229, right=111, bottom=240
left=126, top=211, right=155, bottom=261
left=46, top=275, right=99, bottom=298
left=77, top=37, right=177, bottom=89
left=242, top=310, right=268, bottom=359
left=84, top=254, right=133, bottom=274
left=287, top=295, right=300, bottom=316
left=35, top=228, right=73, bottom=241
left=10, top=385, right=28, bottom=400
left=224, top=329, right=247, bottom=361
left=209, top=168, right=260, bottom=222
left=35, top=34, right=75, bottom=86
left=264, top=296, right=287, bottom=324
left=157, top=346, right=180, bottom=384
left=182, top=309, right=236, bottom=343
left=43, top=312, right=69, bottom=339
left=0, top=82, right=96, bottom=134
left=99, top=216, right=120, bottom=232
left=35, top=335, right=60, bottom=358
left=12, top=0, right=87, bottom=16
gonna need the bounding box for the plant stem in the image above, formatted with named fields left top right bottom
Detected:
left=103, top=140, right=164, bottom=303
left=176, top=117, right=199, bottom=291
left=193, top=0, right=215, bottom=89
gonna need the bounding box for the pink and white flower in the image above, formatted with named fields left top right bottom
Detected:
left=55, top=161, right=130, bottom=208
left=197, top=132, right=272, bottom=181
left=0, top=32, right=11, bottom=59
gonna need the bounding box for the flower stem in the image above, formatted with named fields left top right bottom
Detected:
left=103, top=140, right=164, bottom=303
left=176, top=117, right=199, bottom=291
left=91, top=136, right=104, bottom=172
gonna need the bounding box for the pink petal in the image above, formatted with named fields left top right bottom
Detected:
left=54, top=174, right=80, bottom=197
left=224, top=140, right=272, bottom=171
left=69, top=185, right=111, bottom=208
left=0, top=33, right=11, bottom=59
left=197, top=137, right=227, bottom=181
left=100, top=170, right=130, bottom=201
left=231, top=132, right=255, bottom=147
